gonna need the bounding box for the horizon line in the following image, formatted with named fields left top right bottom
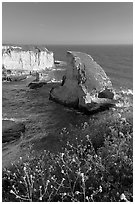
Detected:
left=2, top=43, right=133, bottom=46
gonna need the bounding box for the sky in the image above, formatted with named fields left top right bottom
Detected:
left=2, top=2, right=133, bottom=45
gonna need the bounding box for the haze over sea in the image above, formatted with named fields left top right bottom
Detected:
left=2, top=44, right=133, bottom=167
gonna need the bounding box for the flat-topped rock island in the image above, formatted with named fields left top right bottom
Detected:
left=50, top=51, right=114, bottom=113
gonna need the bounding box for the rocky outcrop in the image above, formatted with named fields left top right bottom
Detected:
left=50, top=51, right=115, bottom=113
left=2, top=73, right=27, bottom=82
left=28, top=81, right=47, bottom=89
left=2, top=45, right=54, bottom=71
left=2, top=120, right=25, bottom=143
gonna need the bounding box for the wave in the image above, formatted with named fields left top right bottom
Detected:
left=2, top=117, right=28, bottom=122
left=47, top=79, right=62, bottom=83
left=114, top=88, right=133, bottom=108
left=116, top=88, right=133, bottom=95
left=52, top=68, right=66, bottom=71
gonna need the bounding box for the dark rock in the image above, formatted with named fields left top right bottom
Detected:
left=2, top=120, right=25, bottom=143
left=61, top=75, right=66, bottom=86
left=50, top=51, right=115, bottom=113
left=98, top=88, right=114, bottom=99
left=2, top=73, right=27, bottom=82
left=28, top=81, right=47, bottom=89
left=6, top=70, right=12, bottom=74
left=2, top=76, right=7, bottom=81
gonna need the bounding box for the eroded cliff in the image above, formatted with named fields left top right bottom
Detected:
left=2, top=45, right=54, bottom=71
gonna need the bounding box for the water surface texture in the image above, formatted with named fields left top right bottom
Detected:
left=2, top=45, right=133, bottom=168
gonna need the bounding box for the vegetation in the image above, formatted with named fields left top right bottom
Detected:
left=2, top=113, right=133, bottom=202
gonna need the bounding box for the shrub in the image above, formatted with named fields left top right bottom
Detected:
left=2, top=116, right=133, bottom=202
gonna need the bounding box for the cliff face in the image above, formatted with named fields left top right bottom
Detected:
left=2, top=46, right=54, bottom=71
left=50, top=51, right=114, bottom=113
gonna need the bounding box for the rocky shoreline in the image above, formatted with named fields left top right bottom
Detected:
left=3, top=46, right=116, bottom=114
left=2, top=49, right=117, bottom=145
left=2, top=120, right=25, bottom=143
left=2, top=48, right=132, bottom=147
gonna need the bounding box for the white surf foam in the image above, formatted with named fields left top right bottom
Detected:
left=2, top=117, right=27, bottom=122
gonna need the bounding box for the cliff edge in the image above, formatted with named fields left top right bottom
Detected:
left=2, top=45, right=54, bottom=71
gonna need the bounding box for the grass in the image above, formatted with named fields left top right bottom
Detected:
left=2, top=110, right=133, bottom=202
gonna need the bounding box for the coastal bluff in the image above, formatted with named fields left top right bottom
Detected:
left=2, top=45, right=54, bottom=71
left=50, top=51, right=114, bottom=113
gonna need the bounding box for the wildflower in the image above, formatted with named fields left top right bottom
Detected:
left=39, top=197, right=42, bottom=201
left=75, top=191, right=80, bottom=195
left=61, top=170, right=64, bottom=174
left=4, top=169, right=9, bottom=173
left=46, top=180, right=50, bottom=185
left=119, top=132, right=124, bottom=137
left=124, top=156, right=128, bottom=160
left=61, top=153, right=64, bottom=157
left=120, top=193, right=129, bottom=202
left=72, top=157, right=76, bottom=162
left=51, top=175, right=56, bottom=181
left=117, top=113, right=121, bottom=118
left=121, top=117, right=126, bottom=123
left=10, top=189, right=14, bottom=194
left=80, top=173, right=85, bottom=182
left=85, top=196, right=89, bottom=201
left=112, top=108, right=116, bottom=111
left=83, top=122, right=88, bottom=129
left=89, top=166, right=92, bottom=170
left=99, top=186, right=102, bottom=193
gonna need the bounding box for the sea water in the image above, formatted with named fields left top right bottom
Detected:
left=2, top=45, right=133, bottom=168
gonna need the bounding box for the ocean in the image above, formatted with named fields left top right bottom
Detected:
left=2, top=45, right=133, bottom=168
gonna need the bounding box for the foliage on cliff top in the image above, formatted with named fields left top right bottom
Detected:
left=2, top=110, right=133, bottom=202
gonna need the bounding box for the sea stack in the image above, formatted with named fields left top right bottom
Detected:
left=50, top=51, right=114, bottom=113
